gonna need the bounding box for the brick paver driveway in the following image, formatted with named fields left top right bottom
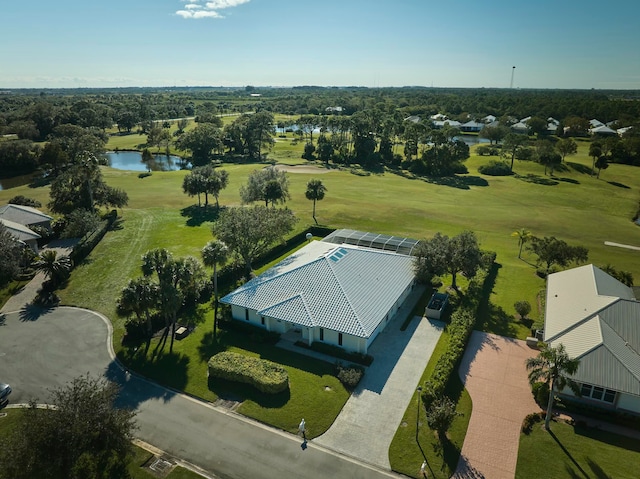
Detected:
left=452, top=332, right=540, bottom=479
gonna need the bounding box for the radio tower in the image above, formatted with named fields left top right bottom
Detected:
left=510, top=66, right=516, bottom=89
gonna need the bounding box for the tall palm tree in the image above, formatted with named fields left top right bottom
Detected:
left=202, top=240, right=228, bottom=340
left=32, top=250, right=73, bottom=285
left=526, top=343, right=580, bottom=430
left=117, top=277, right=159, bottom=338
left=511, top=228, right=532, bottom=259
left=305, top=179, right=327, bottom=225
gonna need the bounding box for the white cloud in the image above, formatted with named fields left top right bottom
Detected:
left=176, top=0, right=249, bottom=19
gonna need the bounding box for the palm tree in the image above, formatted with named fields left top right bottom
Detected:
left=32, top=249, right=73, bottom=285
left=117, top=277, right=159, bottom=338
left=511, top=228, right=532, bottom=259
left=202, top=240, right=228, bottom=340
left=526, top=343, right=580, bottom=430
left=305, top=179, right=327, bottom=225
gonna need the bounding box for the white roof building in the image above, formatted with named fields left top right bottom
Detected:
left=544, top=265, right=640, bottom=413
left=0, top=204, right=52, bottom=229
left=221, top=235, right=418, bottom=354
left=0, top=218, right=40, bottom=251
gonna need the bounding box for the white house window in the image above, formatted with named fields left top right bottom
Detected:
left=580, top=384, right=616, bottom=404
left=261, top=317, right=265, bottom=325
left=319, top=328, right=324, bottom=341
left=338, top=333, right=343, bottom=346
left=245, top=309, right=249, bottom=321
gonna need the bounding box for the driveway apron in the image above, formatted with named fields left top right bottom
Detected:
left=452, top=331, right=539, bottom=479
left=314, top=315, right=444, bottom=469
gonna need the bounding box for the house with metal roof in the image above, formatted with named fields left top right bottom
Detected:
left=0, top=204, right=52, bottom=231
left=220, top=236, right=417, bottom=354
left=0, top=218, right=41, bottom=252
left=544, top=264, right=640, bottom=413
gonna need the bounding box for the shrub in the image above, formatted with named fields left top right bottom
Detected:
left=62, top=210, right=101, bottom=239
left=299, top=341, right=373, bottom=366
left=522, top=412, right=544, bottom=434
left=514, top=300, right=532, bottom=320
left=69, top=210, right=117, bottom=264
left=208, top=351, right=289, bottom=394
left=531, top=381, right=550, bottom=408
left=336, top=364, right=364, bottom=389
left=138, top=172, right=152, bottom=179
left=478, top=160, right=513, bottom=176
left=8, top=195, right=41, bottom=208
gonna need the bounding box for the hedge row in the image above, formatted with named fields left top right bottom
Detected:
left=208, top=351, right=289, bottom=394
left=70, top=209, right=118, bottom=263
left=421, top=260, right=494, bottom=409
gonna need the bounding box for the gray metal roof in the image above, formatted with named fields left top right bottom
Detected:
left=546, top=266, right=640, bottom=396
left=323, top=229, right=420, bottom=255
left=0, top=204, right=52, bottom=226
left=0, top=218, right=40, bottom=242
left=221, top=241, right=415, bottom=338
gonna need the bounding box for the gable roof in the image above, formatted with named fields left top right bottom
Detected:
left=545, top=265, right=640, bottom=395
left=0, top=218, right=40, bottom=242
left=221, top=240, right=415, bottom=338
left=0, top=204, right=52, bottom=226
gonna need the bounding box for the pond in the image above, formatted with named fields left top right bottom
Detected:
left=104, top=151, right=190, bottom=172
left=456, top=135, right=490, bottom=146
left=0, top=174, right=34, bottom=191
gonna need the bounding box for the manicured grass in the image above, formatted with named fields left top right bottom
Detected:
left=118, top=324, right=349, bottom=438
left=515, top=420, right=640, bottom=479
left=389, top=323, right=472, bottom=478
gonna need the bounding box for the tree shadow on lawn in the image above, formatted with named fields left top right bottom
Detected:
left=180, top=204, right=221, bottom=227
left=566, top=162, right=593, bottom=175
left=514, top=173, right=559, bottom=186
left=423, top=175, right=489, bottom=190
left=549, top=429, right=590, bottom=479
left=574, top=423, right=640, bottom=453
left=114, top=348, right=190, bottom=397
left=474, top=262, right=521, bottom=338
left=557, top=177, right=580, bottom=185
left=607, top=181, right=631, bottom=189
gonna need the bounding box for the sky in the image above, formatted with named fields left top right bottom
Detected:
left=1, top=0, right=640, bottom=90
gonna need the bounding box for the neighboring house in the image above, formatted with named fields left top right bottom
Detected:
left=618, top=126, right=633, bottom=136
left=0, top=218, right=40, bottom=252
left=430, top=113, right=448, bottom=121
left=511, top=121, right=529, bottom=134
left=590, top=119, right=605, bottom=128
left=590, top=124, right=617, bottom=136
left=404, top=115, right=421, bottom=123
left=432, top=119, right=461, bottom=129
left=221, top=232, right=418, bottom=354
left=544, top=264, right=640, bottom=414
left=325, top=106, right=343, bottom=113
left=482, top=115, right=497, bottom=124
left=459, top=121, right=484, bottom=132
left=0, top=204, right=52, bottom=231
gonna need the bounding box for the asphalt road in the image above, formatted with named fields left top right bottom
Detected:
left=0, top=307, right=400, bottom=479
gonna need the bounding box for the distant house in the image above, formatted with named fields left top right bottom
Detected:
left=482, top=115, right=497, bottom=124
left=617, top=126, right=633, bottom=136
left=459, top=121, right=484, bottom=133
left=544, top=265, right=640, bottom=414
left=0, top=218, right=40, bottom=252
left=589, top=119, right=605, bottom=128
left=511, top=121, right=529, bottom=134
left=430, top=113, right=448, bottom=121
left=432, top=119, right=461, bottom=129
left=404, top=115, right=421, bottom=123
left=590, top=125, right=617, bottom=136
left=325, top=106, right=343, bottom=113
left=221, top=231, right=419, bottom=354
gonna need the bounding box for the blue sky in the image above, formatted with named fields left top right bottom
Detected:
left=1, top=0, right=639, bottom=89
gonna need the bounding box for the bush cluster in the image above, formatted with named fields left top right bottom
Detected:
left=478, top=160, right=513, bottom=176
left=208, top=351, right=289, bottom=394
left=521, top=412, right=544, bottom=434
left=421, top=261, right=493, bottom=409
left=70, top=210, right=117, bottom=264
left=475, top=146, right=499, bottom=156
left=531, top=381, right=550, bottom=407
left=336, top=364, right=365, bottom=389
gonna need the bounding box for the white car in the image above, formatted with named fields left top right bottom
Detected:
left=0, top=383, right=11, bottom=408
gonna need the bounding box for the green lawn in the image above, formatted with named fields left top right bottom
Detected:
left=389, top=323, right=472, bottom=478
left=516, top=420, right=640, bottom=479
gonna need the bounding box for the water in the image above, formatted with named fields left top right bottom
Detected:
left=105, top=151, right=189, bottom=172
left=0, top=174, right=34, bottom=191
left=455, top=135, right=490, bottom=146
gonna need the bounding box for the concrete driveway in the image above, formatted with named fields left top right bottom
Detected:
left=0, top=306, right=402, bottom=479
left=452, top=332, right=540, bottom=479
left=315, top=315, right=444, bottom=469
